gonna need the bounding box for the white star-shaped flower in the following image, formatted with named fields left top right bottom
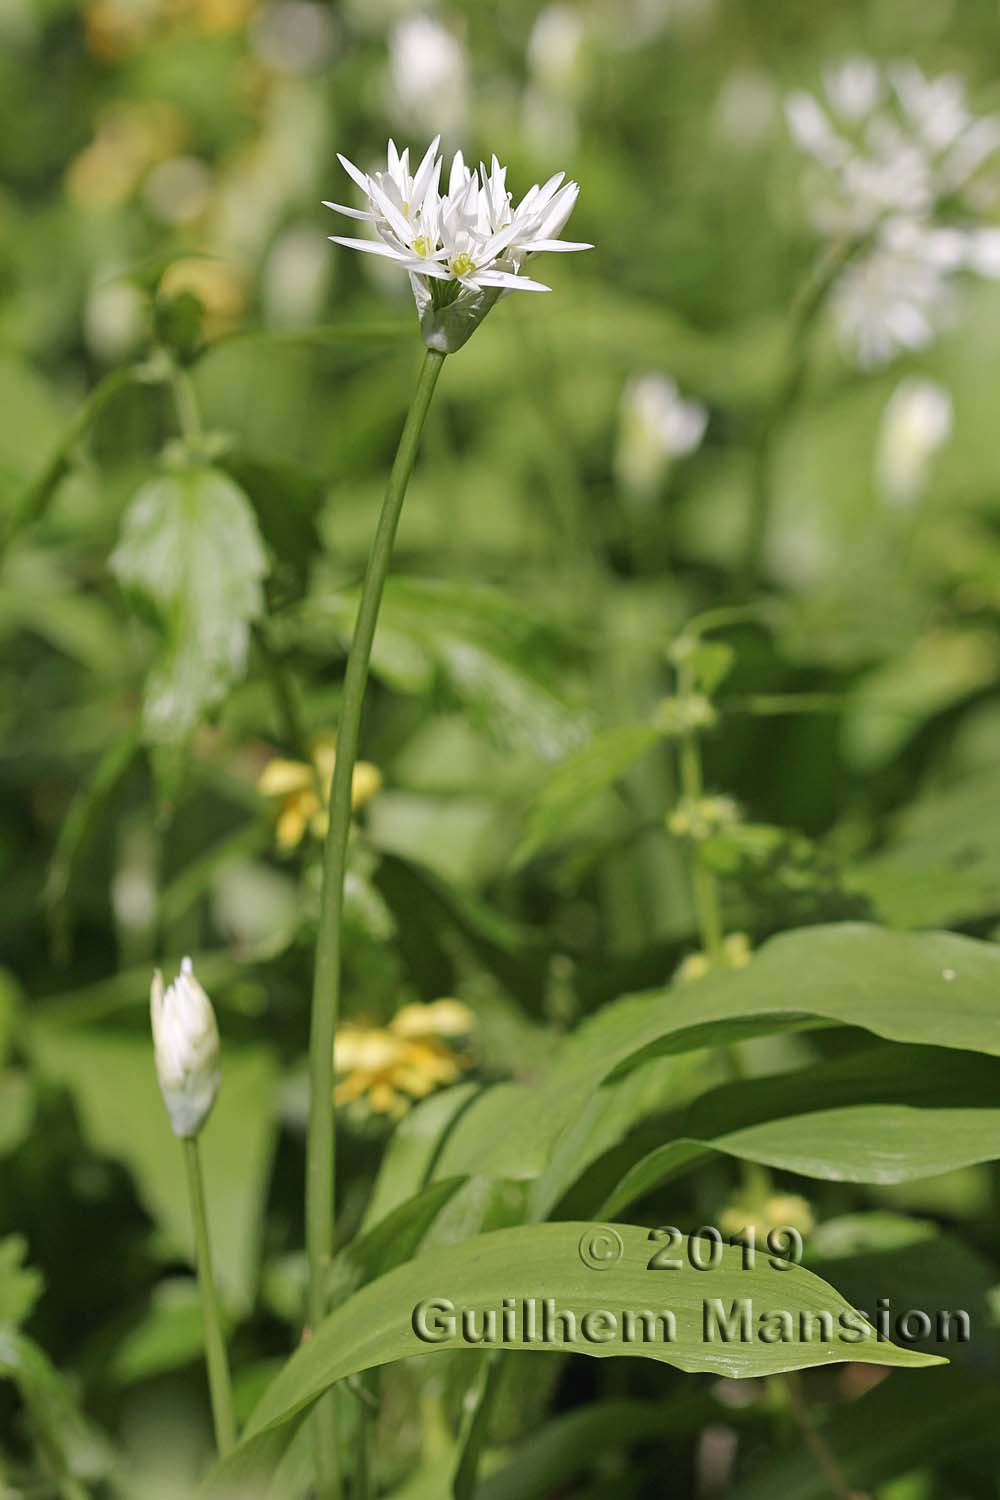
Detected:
left=324, top=138, right=592, bottom=350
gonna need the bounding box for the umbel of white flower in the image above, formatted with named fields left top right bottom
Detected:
left=325, top=138, right=591, bottom=352
left=150, top=958, right=221, bottom=1138
left=785, top=58, right=1000, bottom=367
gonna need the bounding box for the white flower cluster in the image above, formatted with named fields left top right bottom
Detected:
left=325, top=138, right=591, bottom=351
left=786, top=58, right=1000, bottom=366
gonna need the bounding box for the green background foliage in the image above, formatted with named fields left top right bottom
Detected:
left=4, top=0, right=1000, bottom=1495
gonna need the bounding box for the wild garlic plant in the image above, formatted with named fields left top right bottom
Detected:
left=303, top=138, right=590, bottom=1497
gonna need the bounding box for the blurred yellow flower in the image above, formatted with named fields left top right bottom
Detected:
left=257, top=734, right=382, bottom=851
left=165, top=0, right=257, bottom=35
left=718, top=1192, right=815, bottom=1241
left=65, top=100, right=187, bottom=210
left=676, top=931, right=752, bottom=984
left=334, top=999, right=475, bottom=1117
left=83, top=0, right=255, bottom=57
left=159, top=257, right=248, bottom=340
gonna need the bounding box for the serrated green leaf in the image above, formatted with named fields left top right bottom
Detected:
left=111, top=466, right=268, bottom=743
left=204, top=1221, right=940, bottom=1494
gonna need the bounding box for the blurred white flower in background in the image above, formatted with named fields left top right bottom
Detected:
left=876, top=375, right=953, bottom=507
left=523, top=5, right=585, bottom=153
left=528, top=5, right=585, bottom=91
left=262, top=225, right=333, bottom=326
left=84, top=274, right=148, bottom=361
left=830, top=215, right=1000, bottom=367
left=616, top=372, right=708, bottom=500
left=325, top=138, right=591, bottom=350
left=787, top=57, right=1000, bottom=367
left=387, top=13, right=468, bottom=137
left=787, top=58, right=1000, bottom=234
left=589, top=0, right=714, bottom=49
left=142, top=155, right=213, bottom=225
left=714, top=69, right=779, bottom=149
left=249, top=1, right=335, bottom=73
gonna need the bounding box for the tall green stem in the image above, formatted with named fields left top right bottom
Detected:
left=676, top=659, right=723, bottom=962
left=183, top=1137, right=236, bottom=1458
left=306, top=347, right=446, bottom=1497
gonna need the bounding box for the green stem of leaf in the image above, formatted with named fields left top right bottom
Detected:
left=3, top=365, right=142, bottom=555
left=254, top=622, right=313, bottom=766
left=183, top=1136, right=236, bottom=1458
left=305, top=345, right=447, bottom=1498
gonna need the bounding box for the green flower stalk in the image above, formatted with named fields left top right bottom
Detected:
left=151, top=959, right=235, bottom=1457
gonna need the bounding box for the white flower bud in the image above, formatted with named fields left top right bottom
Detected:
left=150, top=958, right=221, bottom=1138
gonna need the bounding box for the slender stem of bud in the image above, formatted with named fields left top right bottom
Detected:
left=675, top=658, right=723, bottom=962
left=183, top=1137, right=236, bottom=1458
left=306, top=346, right=447, bottom=1498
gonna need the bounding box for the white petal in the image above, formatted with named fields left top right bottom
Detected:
left=412, top=134, right=442, bottom=204
left=329, top=235, right=412, bottom=262
left=322, top=200, right=377, bottom=221
left=518, top=238, right=593, bottom=252
left=475, top=270, right=551, bottom=291
left=449, top=149, right=468, bottom=196
left=337, top=152, right=371, bottom=195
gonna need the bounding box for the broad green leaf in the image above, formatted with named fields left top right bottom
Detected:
left=111, top=466, right=268, bottom=743
left=362, top=1082, right=481, bottom=1232
left=514, top=723, right=661, bottom=866
left=28, top=1027, right=277, bottom=1313
left=841, top=627, right=1000, bottom=772
left=729, top=1366, right=999, bottom=1500
left=204, top=1221, right=939, bottom=1493
left=601, top=1045, right=1000, bottom=1217
left=853, top=767, right=1000, bottom=928
left=432, top=925, right=1000, bottom=1191
left=477, top=1395, right=719, bottom=1500
left=330, top=1178, right=467, bottom=1308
